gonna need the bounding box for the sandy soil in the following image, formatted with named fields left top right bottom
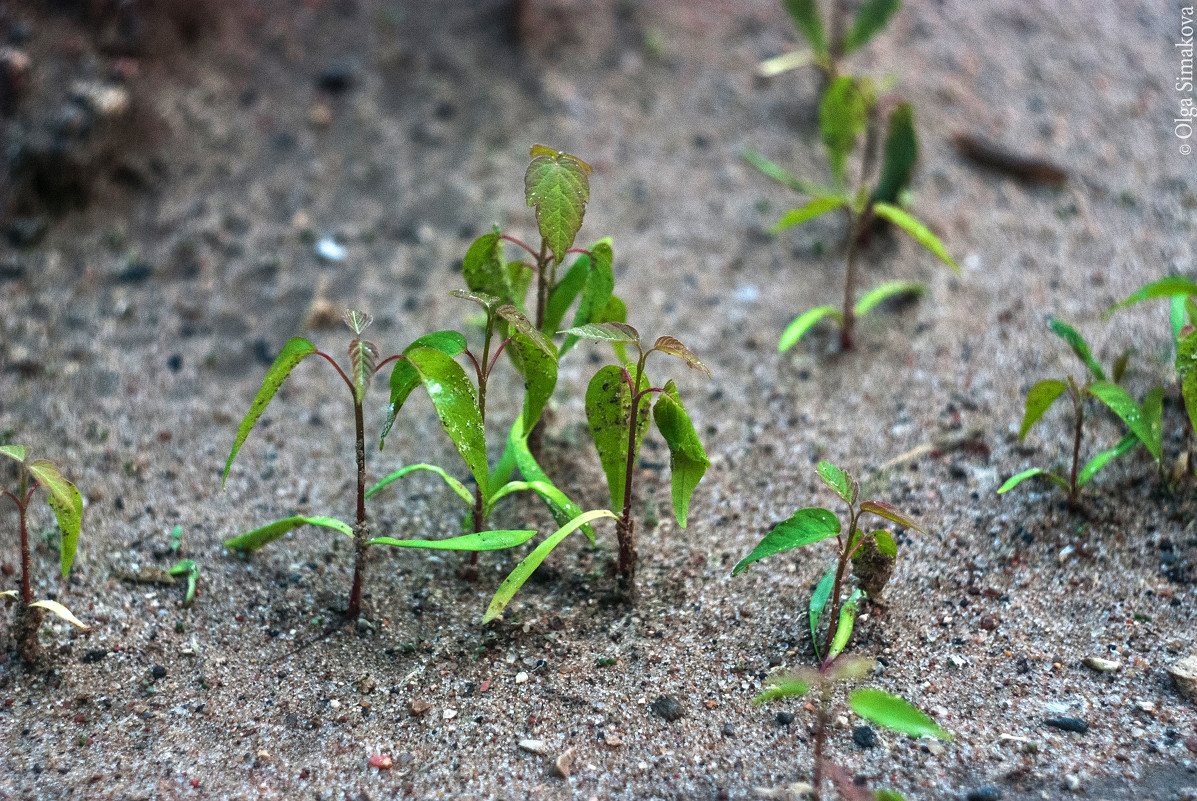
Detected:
left=1, top=0, right=1195, bottom=799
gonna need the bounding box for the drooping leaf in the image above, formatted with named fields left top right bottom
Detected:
left=366, top=463, right=474, bottom=506
left=561, top=321, right=640, bottom=346
left=651, top=335, right=711, bottom=378
left=742, top=147, right=836, bottom=197
left=816, top=461, right=857, bottom=505
left=508, top=320, right=559, bottom=432
left=27, top=460, right=82, bottom=577
left=0, top=445, right=26, bottom=463
left=1104, top=275, right=1197, bottom=317
left=820, top=76, right=868, bottom=185
left=404, top=347, right=490, bottom=499
left=1047, top=318, right=1105, bottom=381
left=871, top=203, right=960, bottom=274
left=842, top=0, right=901, bottom=54
left=1019, top=379, right=1069, bottom=440
left=169, top=559, right=199, bottom=607
left=450, top=289, right=504, bottom=311
left=859, top=500, right=924, bottom=533
left=543, top=253, right=590, bottom=336
left=1088, top=381, right=1160, bottom=461
left=380, top=330, right=469, bottom=448
left=772, top=196, right=848, bottom=233
left=1077, top=433, right=1139, bottom=488
left=779, top=305, right=844, bottom=352
left=585, top=365, right=650, bottom=511
left=754, top=676, right=812, bottom=704
left=559, top=240, right=615, bottom=357
left=508, top=261, right=535, bottom=309
left=996, top=468, right=1069, bottom=494
left=225, top=515, right=353, bottom=552
left=1177, top=327, right=1197, bottom=433
left=870, top=102, right=917, bottom=205
left=732, top=508, right=840, bottom=575
left=483, top=509, right=617, bottom=623
left=28, top=599, right=88, bottom=629
left=828, top=588, right=865, bottom=660
left=367, top=528, right=536, bottom=551
left=524, top=148, right=592, bottom=264
left=652, top=381, right=710, bottom=528
left=462, top=232, right=514, bottom=303
left=782, top=0, right=827, bottom=56
left=854, top=280, right=924, bottom=318
left=810, top=566, right=836, bottom=658
left=848, top=688, right=953, bottom=740
left=222, top=337, right=317, bottom=487
left=497, top=417, right=594, bottom=542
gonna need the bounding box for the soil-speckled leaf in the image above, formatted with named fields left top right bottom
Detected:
left=1019, top=379, right=1068, bottom=440
left=509, top=323, right=559, bottom=431
left=223, top=337, right=317, bottom=487
left=732, top=508, right=840, bottom=575
left=848, top=688, right=953, bottom=740
left=854, top=280, right=923, bottom=318
left=782, top=0, right=827, bottom=56
left=871, top=203, right=959, bottom=273
left=652, top=336, right=711, bottom=378
left=1047, top=318, right=1105, bottom=380
left=772, top=196, right=847, bottom=233
left=1105, top=276, right=1197, bottom=317
left=226, top=515, right=352, bottom=552
left=525, top=149, right=592, bottom=264
left=561, top=321, right=640, bottom=346
left=816, top=461, right=857, bottom=505
left=810, top=566, right=835, bottom=658
left=859, top=500, right=924, bottom=533
left=404, top=348, right=489, bottom=498
left=1178, top=327, right=1197, bottom=434
left=842, top=0, right=901, bottom=54
left=1088, top=381, right=1160, bottom=461
left=652, top=381, right=710, bottom=528
left=27, top=460, right=81, bottom=577
left=754, top=676, right=812, bottom=704
left=779, top=305, right=844, bottom=352
left=559, top=240, right=615, bottom=357
left=29, top=599, right=88, bottom=629
left=367, top=463, right=474, bottom=506
left=484, top=509, right=617, bottom=623
left=997, top=468, right=1068, bottom=494
left=169, top=559, right=199, bottom=607
left=828, top=588, right=864, bottom=660
left=462, top=232, right=514, bottom=303
left=586, top=365, right=650, bottom=511
left=381, top=330, right=469, bottom=448
left=1077, top=433, right=1139, bottom=488
left=820, top=77, right=867, bottom=184
left=870, top=102, right=917, bottom=205
left=367, top=529, right=535, bottom=551
left=0, top=445, right=26, bottom=463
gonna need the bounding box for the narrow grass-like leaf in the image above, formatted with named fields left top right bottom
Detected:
left=859, top=500, right=924, bottom=533
left=828, top=588, right=864, bottom=660
left=997, top=468, right=1069, bottom=494
left=225, top=515, right=353, bottom=552
left=1105, top=276, right=1197, bottom=317
left=499, top=417, right=594, bottom=542
left=652, top=336, right=711, bottom=378
left=848, top=688, right=953, bottom=740
left=544, top=253, right=590, bottom=336
left=1047, top=318, right=1105, bottom=381
left=1019, top=379, right=1068, bottom=440
left=509, top=323, right=559, bottom=432
left=381, top=330, right=468, bottom=448
left=820, top=77, right=867, bottom=184
left=586, top=365, right=650, bottom=511
left=652, top=381, right=710, bottom=528
left=27, top=460, right=81, bottom=577
left=404, top=348, right=490, bottom=498
left=1077, top=433, right=1139, bottom=488
left=561, top=322, right=640, bottom=346
left=771, top=196, right=848, bottom=233
left=169, top=559, right=199, bottom=607
left=484, top=509, right=617, bottom=623
left=842, top=0, right=901, bottom=54
left=870, top=102, right=917, bottom=205
left=871, top=203, right=960, bottom=274
left=854, top=280, right=924, bottom=317
left=366, top=463, right=473, bottom=506
left=1177, top=327, right=1197, bottom=434
left=367, top=529, right=535, bottom=551
left=525, top=149, right=592, bottom=264
left=782, top=0, right=827, bottom=56
left=779, top=305, right=844, bottom=352
left=222, top=337, right=317, bottom=487
left=29, top=599, right=88, bottom=629
left=732, top=508, right=840, bottom=575
left=462, top=232, right=514, bottom=303
left=1088, top=381, right=1160, bottom=461
left=810, top=566, right=835, bottom=658
left=742, top=148, right=835, bottom=196
left=754, top=677, right=812, bottom=704
left=0, top=445, right=26, bottom=463
left=559, top=240, right=615, bottom=357
left=816, top=461, right=857, bottom=504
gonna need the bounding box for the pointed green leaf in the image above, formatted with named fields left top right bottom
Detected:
left=561, top=321, right=640, bottom=346
left=1088, top=381, right=1160, bottom=461
left=381, top=330, right=469, bottom=448
left=820, top=77, right=868, bottom=184
left=366, top=463, right=474, bottom=506
left=559, top=241, right=615, bottom=357
left=1105, top=276, right=1197, bottom=317
left=544, top=253, right=590, bottom=336
left=225, top=515, right=353, bottom=552
left=347, top=336, right=379, bottom=404
left=367, top=528, right=536, bottom=551
left=732, top=508, right=840, bottom=575
left=842, top=0, right=901, bottom=54
left=169, top=559, right=199, bottom=607
left=810, top=566, right=836, bottom=658
left=508, top=261, right=535, bottom=308
left=997, top=467, right=1069, bottom=494
left=1047, top=318, right=1105, bottom=381
left=1076, top=433, right=1139, bottom=487
left=772, top=196, right=848, bottom=233
left=754, top=676, right=812, bottom=704
left=525, top=149, right=592, bottom=264
left=462, top=232, right=514, bottom=303
left=782, top=0, right=827, bottom=56
left=848, top=688, right=953, bottom=740
left=1019, top=379, right=1068, bottom=440
left=497, top=417, right=594, bottom=542
left=742, top=147, right=836, bottom=197
left=872, top=530, right=897, bottom=557
left=651, top=335, right=711, bottom=378
left=870, top=102, right=916, bottom=205
left=509, top=321, right=559, bottom=432
left=779, top=305, right=844, bottom=352
left=859, top=501, right=924, bottom=533
left=29, top=599, right=88, bottom=629
left=450, top=288, right=504, bottom=310
left=816, top=461, right=857, bottom=505
left=1177, top=327, right=1197, bottom=434
left=0, top=445, right=26, bottom=463
left=586, top=365, right=650, bottom=511
left=404, top=347, right=489, bottom=499
left=483, top=509, right=617, bottom=623
left=828, top=588, right=864, bottom=660
left=871, top=203, right=959, bottom=274
left=222, top=337, right=317, bottom=487
left=854, top=280, right=924, bottom=318
left=27, top=460, right=81, bottom=577
left=652, top=381, right=710, bottom=528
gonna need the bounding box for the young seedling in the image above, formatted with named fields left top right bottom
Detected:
left=222, top=310, right=536, bottom=619
left=998, top=318, right=1163, bottom=508
left=1, top=445, right=88, bottom=662
left=734, top=461, right=921, bottom=662
left=757, top=0, right=903, bottom=85
left=746, top=76, right=958, bottom=351
left=564, top=322, right=711, bottom=593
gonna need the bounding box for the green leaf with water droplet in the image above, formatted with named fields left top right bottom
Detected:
left=586, top=365, right=650, bottom=511
left=816, top=461, right=857, bottom=504
left=779, top=305, right=844, bottom=352
left=842, top=0, right=901, bottom=54
left=870, top=102, right=917, bottom=205
left=848, top=688, right=953, bottom=740
left=559, top=240, right=615, bottom=357
left=732, top=508, right=840, bottom=576
left=872, top=203, right=959, bottom=274
left=652, top=381, right=709, bottom=529
left=525, top=149, right=592, bottom=264
left=1019, top=379, right=1068, bottom=440
left=381, top=331, right=468, bottom=449
left=782, top=0, right=827, bottom=56
left=404, top=347, right=489, bottom=499
left=225, top=515, right=353, bottom=552
left=1088, top=381, right=1160, bottom=461
left=820, top=77, right=868, bottom=185
left=1047, top=318, right=1104, bottom=381
left=27, top=459, right=81, bottom=577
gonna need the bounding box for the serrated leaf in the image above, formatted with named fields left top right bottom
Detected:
left=462, top=232, right=515, bottom=303
left=1177, top=327, right=1197, bottom=434
left=810, top=566, right=835, bottom=659
left=732, top=508, right=840, bottom=575
left=342, top=309, right=372, bottom=335
left=782, top=0, right=827, bottom=56
left=858, top=500, right=924, bottom=533
left=561, top=321, right=640, bottom=346
left=559, top=240, right=615, bottom=357
left=754, top=677, right=812, bottom=704
left=779, top=305, right=844, bottom=352
left=525, top=151, right=592, bottom=264
left=1019, top=379, right=1069, bottom=440
left=871, top=103, right=917, bottom=205
left=652, top=335, right=711, bottom=378
left=854, top=280, right=924, bottom=317
left=1105, top=275, right=1197, bottom=317
left=29, top=599, right=88, bottom=629
left=848, top=688, right=953, bottom=740
left=586, top=365, right=650, bottom=511
left=404, top=347, right=489, bottom=499
left=484, top=509, right=617, bottom=623
left=348, top=336, right=379, bottom=403
left=0, top=445, right=26, bottom=463
left=27, top=460, right=81, bottom=577
left=820, top=76, right=868, bottom=185
left=996, top=467, right=1069, bottom=494
left=772, top=196, right=848, bottom=233
left=872, top=530, right=897, bottom=557
left=1047, top=318, right=1105, bottom=380
left=652, top=381, right=709, bottom=528
left=816, top=461, right=857, bottom=504
left=366, top=463, right=474, bottom=506
left=842, top=0, right=901, bottom=54
left=828, top=588, right=864, bottom=660
left=367, top=528, right=536, bottom=551
left=222, top=337, right=318, bottom=487
left=742, top=147, right=836, bottom=196
left=1076, top=433, right=1138, bottom=488
left=871, top=203, right=959, bottom=273
left=543, top=253, right=590, bottom=336
left=225, top=515, right=353, bottom=552
left=380, top=331, right=469, bottom=449
left=509, top=321, right=559, bottom=432
left=497, top=417, right=594, bottom=542
left=169, top=559, right=199, bottom=607
left=1088, top=381, right=1160, bottom=461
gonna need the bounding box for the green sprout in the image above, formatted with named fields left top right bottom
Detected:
left=757, top=0, right=903, bottom=85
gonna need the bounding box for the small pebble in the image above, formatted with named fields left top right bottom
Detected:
left=553, top=746, right=576, bottom=778
left=775, top=711, right=795, bottom=726
left=150, top=665, right=166, bottom=679
left=1045, top=717, right=1088, bottom=734
left=966, top=786, right=1001, bottom=801
left=518, top=739, right=547, bottom=755
left=1082, top=656, right=1121, bottom=672
left=368, top=754, right=392, bottom=770
left=443, top=708, right=457, bottom=720
left=515, top=672, right=529, bottom=684
left=409, top=699, right=431, bottom=717
left=329, top=699, right=341, bottom=710
left=604, top=735, right=623, bottom=748
left=720, top=723, right=735, bottom=738
left=650, top=695, right=685, bottom=722
left=1063, top=774, right=1080, bottom=791
left=853, top=726, right=876, bottom=748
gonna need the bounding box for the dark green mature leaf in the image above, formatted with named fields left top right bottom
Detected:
left=870, top=102, right=917, bottom=206
left=497, top=417, right=594, bottom=542
left=828, top=588, right=864, bottom=660
left=1177, top=327, right=1197, bottom=433
left=1019, top=379, right=1069, bottom=440
left=462, top=232, right=515, bottom=303
left=810, top=566, right=835, bottom=658
left=871, top=203, right=960, bottom=273
left=562, top=321, right=640, bottom=346
left=509, top=321, right=559, bottom=432
left=1088, top=381, right=1160, bottom=461
left=222, top=337, right=317, bottom=487
left=848, top=688, right=953, bottom=740
left=732, top=508, right=840, bottom=575
left=381, top=331, right=468, bottom=448
left=525, top=148, right=592, bottom=264
left=779, top=305, right=844, bottom=352
left=404, top=347, right=490, bottom=499
left=0, top=444, right=26, bottom=463
left=782, top=0, right=827, bottom=56
left=1105, top=275, right=1197, bottom=317
left=859, top=501, right=924, bottom=533
left=820, top=76, right=868, bottom=184
left=544, top=253, right=590, bottom=336
left=854, top=280, right=923, bottom=317
left=484, top=509, right=617, bottom=623
left=997, top=467, right=1069, bottom=494
left=1077, top=433, right=1139, bottom=488
left=27, top=460, right=81, bottom=577
left=367, top=529, right=536, bottom=551
left=366, top=463, right=474, bottom=506
left=169, top=559, right=199, bottom=607
left=772, top=196, right=848, bottom=233
left=754, top=676, right=813, bottom=704
left=842, top=0, right=901, bottom=54
left=586, top=365, right=650, bottom=511
left=652, top=381, right=709, bottom=528
left=816, top=461, right=857, bottom=505
left=742, top=147, right=836, bottom=197
left=225, top=515, right=353, bottom=552
left=652, top=336, right=711, bottom=378
left=559, top=240, right=615, bottom=357
left=1047, top=318, right=1105, bottom=380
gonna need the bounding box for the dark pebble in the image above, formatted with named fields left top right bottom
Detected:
left=650, top=695, right=685, bottom=722
left=720, top=723, right=734, bottom=737
left=853, top=725, right=876, bottom=748
left=317, top=62, right=354, bottom=93
left=775, top=711, right=795, bottom=726
left=81, top=649, right=108, bottom=664
left=116, top=263, right=153, bottom=284
left=1044, top=717, right=1088, bottom=734
left=167, top=354, right=183, bottom=372
left=966, top=786, right=1001, bottom=801
left=150, top=665, right=166, bottom=679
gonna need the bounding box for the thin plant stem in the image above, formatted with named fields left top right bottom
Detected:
left=616, top=348, right=650, bottom=589
left=1069, top=389, right=1084, bottom=509
left=840, top=216, right=863, bottom=351
left=822, top=505, right=857, bottom=657
left=811, top=686, right=830, bottom=801
left=347, top=399, right=368, bottom=618
left=535, top=239, right=550, bottom=330
left=17, top=470, right=31, bottom=604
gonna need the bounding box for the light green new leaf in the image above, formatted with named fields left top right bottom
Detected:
left=1088, top=381, right=1160, bottom=461
left=1019, top=379, right=1069, bottom=440
left=561, top=321, right=640, bottom=346
left=222, top=337, right=317, bottom=487
left=652, top=381, right=710, bottom=528
left=732, top=508, right=840, bottom=575
left=226, top=515, right=352, bottom=552
left=810, top=566, right=835, bottom=658
left=404, top=347, right=490, bottom=499
left=495, top=418, right=595, bottom=542
left=1177, top=327, right=1197, bottom=433
left=1173, top=295, right=1188, bottom=342
left=462, top=232, right=514, bottom=303
left=366, top=463, right=474, bottom=506
left=828, top=588, right=865, bottom=660
left=483, top=509, right=617, bottom=623
left=870, top=103, right=916, bottom=206
left=509, top=321, right=559, bottom=432
left=820, top=77, right=868, bottom=184
left=1077, top=433, right=1139, bottom=487
left=742, top=147, right=835, bottom=197
left=29, top=599, right=88, bottom=629
left=848, top=688, right=953, bottom=740
left=873, top=530, right=898, bottom=557
left=169, top=559, right=199, bottom=607
left=854, top=280, right=924, bottom=317
left=1105, top=275, right=1197, bottom=317
left=0, top=445, right=26, bottom=463
left=559, top=240, right=615, bottom=357
left=783, top=0, right=827, bottom=56
left=779, top=305, right=844, bottom=352
left=525, top=149, right=592, bottom=264
left=772, top=196, right=848, bottom=233
left=842, top=0, right=901, bottom=54
left=871, top=203, right=960, bottom=273
left=27, top=460, right=82, bottom=577
left=367, top=528, right=536, bottom=551
left=859, top=501, right=925, bottom=533
left=1047, top=318, right=1104, bottom=381
left=381, top=330, right=469, bottom=448
left=754, top=677, right=812, bottom=704
left=997, top=468, right=1069, bottom=494
left=347, top=336, right=379, bottom=404
left=586, top=365, right=650, bottom=511
left=816, top=461, right=857, bottom=504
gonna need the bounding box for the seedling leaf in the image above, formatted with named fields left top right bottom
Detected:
left=559, top=240, right=615, bottom=357
left=544, top=253, right=590, bottom=336
left=450, top=289, right=504, bottom=310
left=820, top=77, right=868, bottom=184
left=870, top=102, right=917, bottom=205
left=997, top=467, right=1069, bottom=493
left=652, top=381, right=710, bottom=528
left=561, top=322, right=640, bottom=345
left=842, top=0, right=901, bottom=54
left=366, top=463, right=474, bottom=506
left=873, top=530, right=897, bottom=557
left=1076, top=433, right=1138, bottom=487
left=652, top=336, right=711, bottom=378
left=222, top=337, right=317, bottom=487
left=810, top=566, right=836, bottom=658
left=367, top=529, right=536, bottom=551
left=525, top=148, right=592, bottom=264
left=1177, top=327, right=1197, bottom=433
left=1112, top=349, right=1131, bottom=384
left=483, top=509, right=617, bottom=623
left=501, top=417, right=594, bottom=541
left=782, top=0, right=827, bottom=56
left=1019, top=379, right=1069, bottom=440
left=497, top=305, right=557, bottom=359
left=816, top=461, right=857, bottom=504
left=1105, top=275, right=1197, bottom=316
left=779, top=306, right=844, bottom=352
left=598, top=294, right=630, bottom=365
left=508, top=318, right=559, bottom=431
left=871, top=203, right=960, bottom=273
left=226, top=515, right=353, bottom=551
left=404, top=347, right=490, bottom=499
left=381, top=330, right=468, bottom=448
left=1088, top=381, right=1160, bottom=461
left=828, top=588, right=864, bottom=660
left=586, top=365, right=650, bottom=511
left=742, top=147, right=835, bottom=196
left=854, top=280, right=924, bottom=317
left=169, top=559, right=199, bottom=607
left=0, top=445, right=26, bottom=463
left=848, top=688, right=953, bottom=740
left=859, top=500, right=924, bottom=533
left=754, top=676, right=812, bottom=704
left=27, top=460, right=81, bottom=577
left=462, top=232, right=514, bottom=303
left=772, top=196, right=848, bottom=233
left=1047, top=318, right=1105, bottom=381
left=29, top=599, right=88, bottom=629
left=732, top=508, right=840, bottom=575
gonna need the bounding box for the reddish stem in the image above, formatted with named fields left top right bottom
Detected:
left=374, top=354, right=403, bottom=374
left=314, top=350, right=355, bottom=394
left=500, top=234, right=538, bottom=259
left=347, top=399, right=368, bottom=619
